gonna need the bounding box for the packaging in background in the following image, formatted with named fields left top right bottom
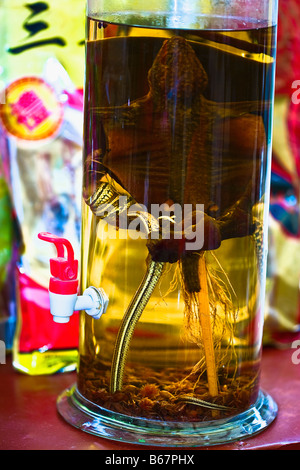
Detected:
left=264, top=0, right=300, bottom=347
left=0, top=128, right=21, bottom=351
left=0, top=0, right=85, bottom=373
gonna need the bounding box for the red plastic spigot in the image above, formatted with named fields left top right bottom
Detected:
left=38, top=232, right=79, bottom=295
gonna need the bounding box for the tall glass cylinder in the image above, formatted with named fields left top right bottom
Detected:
left=58, top=0, right=278, bottom=446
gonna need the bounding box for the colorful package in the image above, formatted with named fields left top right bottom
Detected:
left=0, top=0, right=85, bottom=374
left=264, top=0, right=300, bottom=347
left=0, top=129, right=20, bottom=351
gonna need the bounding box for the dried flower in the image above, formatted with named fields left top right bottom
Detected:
left=139, top=397, right=154, bottom=411
left=140, top=383, right=159, bottom=399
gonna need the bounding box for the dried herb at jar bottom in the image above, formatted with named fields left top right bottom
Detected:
left=78, top=356, right=260, bottom=422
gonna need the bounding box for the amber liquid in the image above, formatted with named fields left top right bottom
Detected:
left=79, top=17, right=276, bottom=421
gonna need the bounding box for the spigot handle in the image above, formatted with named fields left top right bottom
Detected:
left=38, top=232, right=78, bottom=295
left=38, top=232, right=75, bottom=263
left=38, top=231, right=78, bottom=282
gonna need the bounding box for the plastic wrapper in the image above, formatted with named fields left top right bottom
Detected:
left=264, top=0, right=300, bottom=347
left=0, top=0, right=85, bottom=373
left=0, top=129, right=20, bottom=351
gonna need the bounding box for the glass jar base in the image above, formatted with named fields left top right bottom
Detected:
left=57, top=385, right=277, bottom=447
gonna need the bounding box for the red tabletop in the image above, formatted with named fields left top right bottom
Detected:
left=0, top=347, right=300, bottom=450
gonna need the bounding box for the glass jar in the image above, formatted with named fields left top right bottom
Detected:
left=57, top=0, right=278, bottom=446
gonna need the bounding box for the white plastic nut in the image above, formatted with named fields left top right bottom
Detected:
left=75, top=286, right=109, bottom=320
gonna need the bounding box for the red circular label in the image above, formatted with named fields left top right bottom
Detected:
left=0, top=77, right=64, bottom=141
